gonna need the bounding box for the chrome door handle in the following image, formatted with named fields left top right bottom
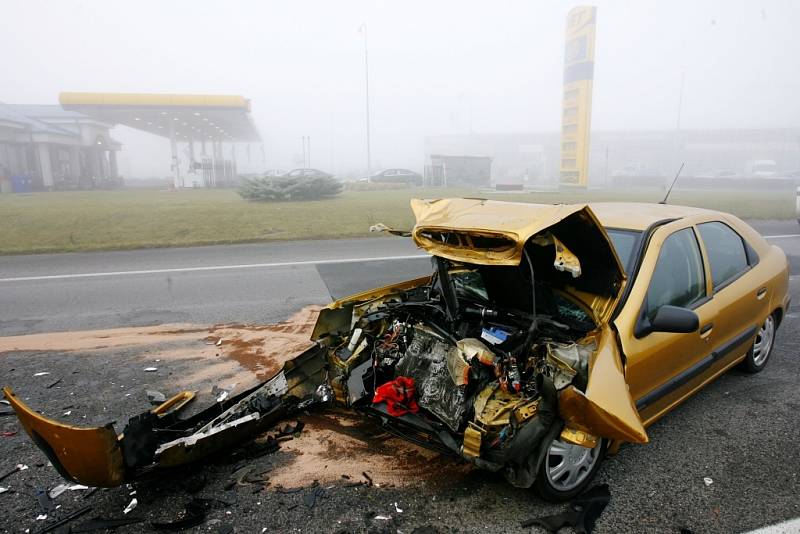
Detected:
left=756, top=287, right=767, bottom=300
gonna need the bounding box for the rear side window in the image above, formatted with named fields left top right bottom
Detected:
left=646, top=228, right=706, bottom=320
left=697, top=222, right=749, bottom=290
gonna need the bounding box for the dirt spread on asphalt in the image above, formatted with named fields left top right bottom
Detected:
left=0, top=306, right=321, bottom=387
left=267, top=411, right=473, bottom=488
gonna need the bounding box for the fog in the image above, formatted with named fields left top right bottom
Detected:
left=2, top=0, right=799, bottom=178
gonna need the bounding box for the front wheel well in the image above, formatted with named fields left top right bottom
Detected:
left=772, top=307, right=783, bottom=328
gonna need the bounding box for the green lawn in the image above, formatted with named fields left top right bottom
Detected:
left=0, top=187, right=793, bottom=254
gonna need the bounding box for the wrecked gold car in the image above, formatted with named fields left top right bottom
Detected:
left=4, top=199, right=790, bottom=501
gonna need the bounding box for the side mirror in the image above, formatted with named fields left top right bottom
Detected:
left=635, top=305, right=699, bottom=338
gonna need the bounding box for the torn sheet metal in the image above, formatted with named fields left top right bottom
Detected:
left=532, top=233, right=582, bottom=278
left=557, top=327, right=648, bottom=444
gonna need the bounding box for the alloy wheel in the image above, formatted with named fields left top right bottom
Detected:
left=752, top=315, right=775, bottom=367
left=545, top=438, right=602, bottom=492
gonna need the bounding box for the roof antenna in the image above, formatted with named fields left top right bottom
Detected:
left=660, top=162, right=685, bottom=204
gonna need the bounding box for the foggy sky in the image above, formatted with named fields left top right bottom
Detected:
left=2, top=0, right=798, bottom=177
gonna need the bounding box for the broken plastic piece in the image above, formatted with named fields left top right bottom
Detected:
left=151, top=498, right=210, bottom=531
left=34, top=372, right=51, bottom=377
left=703, top=477, right=713, bottom=486
left=72, top=516, right=144, bottom=532
left=123, top=498, right=138, bottom=514
left=369, top=223, right=412, bottom=237
left=49, top=484, right=71, bottom=499
left=143, top=367, right=158, bottom=372
left=146, top=390, right=166, bottom=405
left=521, top=484, right=611, bottom=534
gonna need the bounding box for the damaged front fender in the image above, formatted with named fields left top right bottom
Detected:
left=557, top=326, right=648, bottom=444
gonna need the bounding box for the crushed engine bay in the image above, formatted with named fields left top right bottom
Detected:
left=311, top=236, right=619, bottom=487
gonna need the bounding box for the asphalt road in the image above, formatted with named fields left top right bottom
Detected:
left=0, top=220, right=799, bottom=533
left=0, top=221, right=798, bottom=336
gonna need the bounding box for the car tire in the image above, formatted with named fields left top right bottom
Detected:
left=741, top=313, right=777, bottom=373
left=534, top=437, right=606, bottom=502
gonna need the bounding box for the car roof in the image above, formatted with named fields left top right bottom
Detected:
left=589, top=202, right=716, bottom=231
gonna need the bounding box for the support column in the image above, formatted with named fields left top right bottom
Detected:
left=109, top=150, right=119, bottom=179
left=169, top=122, right=181, bottom=188
left=37, top=144, right=54, bottom=189
left=69, top=146, right=81, bottom=181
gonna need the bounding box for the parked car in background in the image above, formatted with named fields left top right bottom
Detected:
left=612, top=164, right=665, bottom=178
left=284, top=168, right=333, bottom=179
left=263, top=169, right=287, bottom=177
left=694, top=168, right=740, bottom=179
left=746, top=160, right=778, bottom=177
left=369, top=168, right=423, bottom=186
left=796, top=185, right=800, bottom=226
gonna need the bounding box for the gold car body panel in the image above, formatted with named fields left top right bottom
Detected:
left=2, top=387, right=125, bottom=487
left=557, top=326, right=648, bottom=443
left=410, top=198, right=623, bottom=270
left=612, top=213, right=790, bottom=428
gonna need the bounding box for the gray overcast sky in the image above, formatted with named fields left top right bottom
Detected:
left=2, top=0, right=798, bottom=177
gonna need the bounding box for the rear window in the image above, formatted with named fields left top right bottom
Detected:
left=697, top=222, right=749, bottom=290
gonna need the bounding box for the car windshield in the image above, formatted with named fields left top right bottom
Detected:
left=606, top=229, right=642, bottom=274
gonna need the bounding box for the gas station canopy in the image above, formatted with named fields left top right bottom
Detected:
left=59, top=92, right=260, bottom=142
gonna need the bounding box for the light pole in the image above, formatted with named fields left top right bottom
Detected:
left=360, top=23, right=372, bottom=181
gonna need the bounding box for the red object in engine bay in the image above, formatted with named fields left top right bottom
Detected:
left=372, top=376, right=420, bottom=416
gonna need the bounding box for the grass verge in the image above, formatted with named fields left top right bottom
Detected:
left=0, top=187, right=792, bottom=254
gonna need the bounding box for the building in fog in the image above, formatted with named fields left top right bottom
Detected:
left=0, top=104, right=121, bottom=193
left=425, top=128, right=800, bottom=187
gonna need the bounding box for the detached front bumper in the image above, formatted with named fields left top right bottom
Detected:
left=2, top=344, right=327, bottom=487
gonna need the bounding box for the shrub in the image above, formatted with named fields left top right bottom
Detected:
left=238, top=174, right=342, bottom=201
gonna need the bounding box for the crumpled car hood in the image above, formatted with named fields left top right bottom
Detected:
left=410, top=198, right=626, bottom=321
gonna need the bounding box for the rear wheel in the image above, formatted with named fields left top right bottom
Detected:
left=534, top=437, right=605, bottom=502
left=742, top=313, right=776, bottom=373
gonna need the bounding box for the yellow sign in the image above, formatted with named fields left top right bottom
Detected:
left=560, top=6, right=597, bottom=187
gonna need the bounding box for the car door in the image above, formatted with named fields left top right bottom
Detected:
left=615, top=223, right=718, bottom=425
left=695, top=220, right=764, bottom=367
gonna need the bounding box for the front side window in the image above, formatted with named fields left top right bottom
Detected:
left=645, top=228, right=706, bottom=320
left=697, top=222, right=749, bottom=290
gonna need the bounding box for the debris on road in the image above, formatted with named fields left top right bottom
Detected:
left=151, top=498, right=211, bottom=531
left=122, top=498, right=138, bottom=514
left=35, top=504, right=92, bottom=533
left=46, top=378, right=62, bottom=389
left=394, top=502, right=403, bottom=513
left=0, top=464, right=27, bottom=483
left=71, top=516, right=144, bottom=532
left=703, top=477, right=714, bottom=486
left=521, top=484, right=611, bottom=534
left=0, top=486, right=8, bottom=494
left=0, top=430, right=17, bottom=437
left=48, top=483, right=89, bottom=499
left=33, top=372, right=51, bottom=377
left=146, top=390, right=166, bottom=405
left=143, top=367, right=158, bottom=372
left=212, top=383, right=237, bottom=403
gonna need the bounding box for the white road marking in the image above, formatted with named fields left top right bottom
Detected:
left=0, top=254, right=430, bottom=283
left=743, top=517, right=800, bottom=534
left=763, top=234, right=800, bottom=239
